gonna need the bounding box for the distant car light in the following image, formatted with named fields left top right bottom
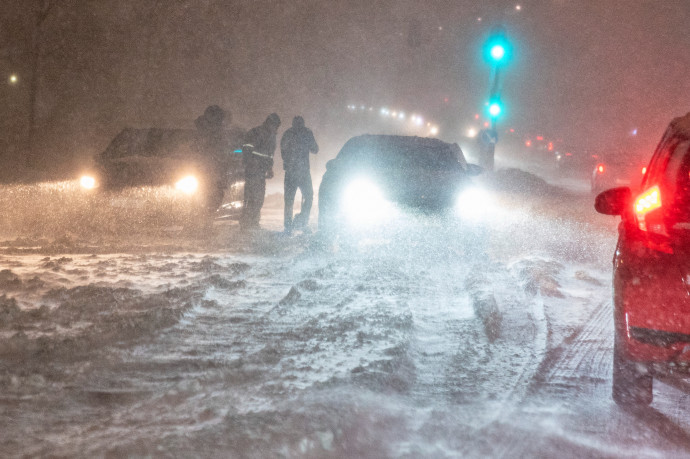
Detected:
left=342, top=178, right=396, bottom=226
left=80, top=175, right=96, bottom=190
left=597, top=165, right=605, bottom=173
left=175, top=175, right=199, bottom=194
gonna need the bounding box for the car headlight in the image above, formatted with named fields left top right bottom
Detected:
left=175, top=175, right=198, bottom=194
left=79, top=175, right=96, bottom=190
left=455, top=186, right=494, bottom=220
left=342, top=178, right=396, bottom=226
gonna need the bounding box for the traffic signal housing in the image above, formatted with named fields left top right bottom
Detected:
left=484, top=27, right=511, bottom=65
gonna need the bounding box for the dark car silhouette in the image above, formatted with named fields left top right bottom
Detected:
left=595, top=112, right=690, bottom=406
left=79, top=127, right=245, bottom=218
left=318, top=135, right=481, bottom=233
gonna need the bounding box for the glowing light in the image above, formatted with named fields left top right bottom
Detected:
left=642, top=167, right=647, bottom=175
left=490, top=44, right=506, bottom=61
left=175, top=175, right=198, bottom=194
left=597, top=165, right=605, bottom=173
left=525, top=140, right=532, bottom=147
left=635, top=186, right=661, bottom=214
left=391, top=111, right=397, bottom=117
left=398, top=112, right=405, bottom=120
left=342, top=178, right=396, bottom=226
left=536, top=136, right=544, bottom=141
left=456, top=186, right=496, bottom=221
left=468, top=128, right=477, bottom=138
left=516, top=4, right=522, bottom=10
left=477, top=17, right=482, bottom=22
left=484, top=122, right=490, bottom=128
left=8, top=74, right=18, bottom=84
left=489, top=103, right=501, bottom=117
left=430, top=126, right=439, bottom=136
left=632, top=128, right=638, bottom=136
left=80, top=175, right=96, bottom=189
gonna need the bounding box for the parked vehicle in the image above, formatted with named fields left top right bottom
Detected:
left=318, top=135, right=481, bottom=233
left=595, top=112, right=690, bottom=406
left=79, top=127, right=245, bottom=218
left=591, top=154, right=647, bottom=194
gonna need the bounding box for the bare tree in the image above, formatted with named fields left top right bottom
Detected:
left=24, top=0, right=58, bottom=167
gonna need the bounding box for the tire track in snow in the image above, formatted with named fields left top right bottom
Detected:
left=485, top=300, right=617, bottom=458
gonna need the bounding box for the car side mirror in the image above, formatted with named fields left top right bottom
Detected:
left=466, top=163, right=483, bottom=176
left=595, top=187, right=631, bottom=215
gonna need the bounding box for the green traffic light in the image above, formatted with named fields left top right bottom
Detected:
left=484, top=26, right=511, bottom=64
left=489, top=102, right=502, bottom=117
left=490, top=44, right=505, bottom=62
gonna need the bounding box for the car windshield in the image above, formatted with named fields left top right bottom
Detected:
left=337, top=136, right=464, bottom=171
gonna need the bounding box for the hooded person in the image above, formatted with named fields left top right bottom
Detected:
left=195, top=105, right=229, bottom=214
left=280, top=115, right=319, bottom=234
left=239, top=113, right=281, bottom=230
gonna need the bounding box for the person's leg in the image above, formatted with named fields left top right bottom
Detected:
left=253, top=176, right=266, bottom=227
left=299, top=171, right=314, bottom=228
left=284, top=171, right=298, bottom=232
left=241, top=173, right=261, bottom=229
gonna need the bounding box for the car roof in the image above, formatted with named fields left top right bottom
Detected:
left=100, top=127, right=244, bottom=160
left=670, top=112, right=690, bottom=141
left=337, top=134, right=467, bottom=169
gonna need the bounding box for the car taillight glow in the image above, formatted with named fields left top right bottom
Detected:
left=642, top=166, right=647, bottom=175
left=634, top=186, right=661, bottom=214
left=597, top=165, right=605, bottom=173
left=633, top=185, right=672, bottom=252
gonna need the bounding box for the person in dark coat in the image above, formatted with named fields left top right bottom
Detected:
left=280, top=116, right=319, bottom=234
left=240, top=113, right=281, bottom=230
left=195, top=105, right=229, bottom=214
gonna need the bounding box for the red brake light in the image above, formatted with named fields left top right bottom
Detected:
left=634, top=185, right=661, bottom=215
left=641, top=166, right=647, bottom=175
left=597, top=165, right=605, bottom=173
left=633, top=185, right=672, bottom=253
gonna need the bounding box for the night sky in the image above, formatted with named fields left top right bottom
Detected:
left=1, top=0, right=689, bottom=175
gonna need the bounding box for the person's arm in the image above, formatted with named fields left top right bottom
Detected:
left=309, top=130, right=319, bottom=154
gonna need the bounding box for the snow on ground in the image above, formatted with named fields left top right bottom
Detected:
left=1, top=170, right=690, bottom=457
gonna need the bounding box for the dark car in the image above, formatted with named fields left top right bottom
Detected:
left=591, top=154, right=647, bottom=194
left=318, top=135, right=481, bottom=233
left=79, top=127, right=245, bottom=218
left=595, top=112, right=690, bottom=406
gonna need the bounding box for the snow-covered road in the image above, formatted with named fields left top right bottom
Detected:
left=2, top=170, right=690, bottom=458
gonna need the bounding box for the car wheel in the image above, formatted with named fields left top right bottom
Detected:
left=612, top=339, right=653, bottom=406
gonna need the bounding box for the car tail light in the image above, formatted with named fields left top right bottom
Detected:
left=633, top=185, right=672, bottom=253
left=641, top=166, right=647, bottom=175
left=597, top=164, right=605, bottom=173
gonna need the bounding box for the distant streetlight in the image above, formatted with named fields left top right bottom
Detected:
left=9, top=74, right=18, bottom=85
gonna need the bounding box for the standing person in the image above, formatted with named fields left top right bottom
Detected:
left=195, top=105, right=229, bottom=215
left=280, top=116, right=319, bottom=234
left=240, top=113, right=281, bottom=231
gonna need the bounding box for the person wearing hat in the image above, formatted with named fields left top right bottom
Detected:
left=195, top=105, right=229, bottom=214
left=240, top=113, right=281, bottom=230
left=280, top=116, right=319, bottom=234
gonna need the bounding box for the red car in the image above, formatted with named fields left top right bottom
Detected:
left=595, top=112, right=690, bottom=406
